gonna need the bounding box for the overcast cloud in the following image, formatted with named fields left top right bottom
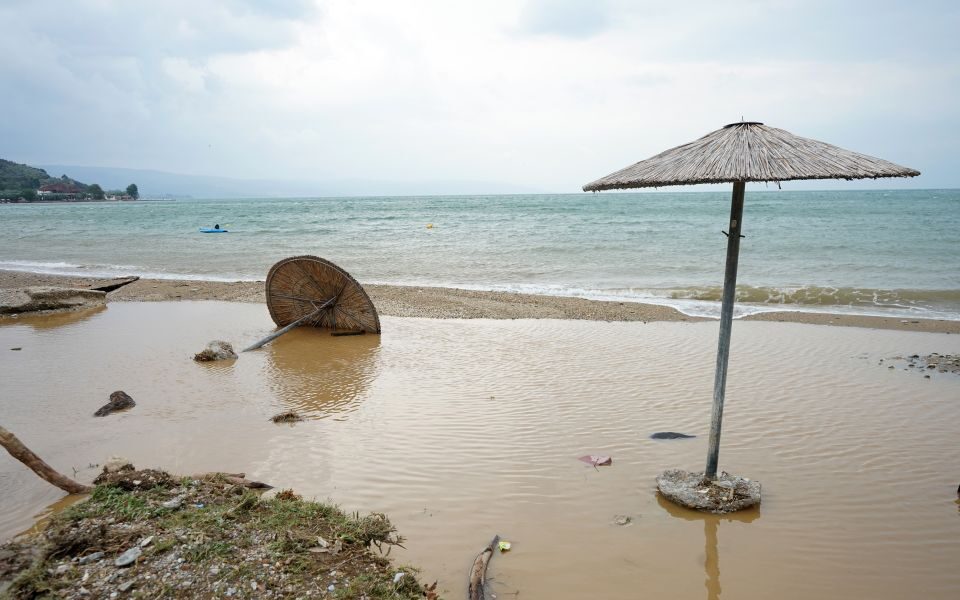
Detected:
left=1, top=0, right=957, bottom=192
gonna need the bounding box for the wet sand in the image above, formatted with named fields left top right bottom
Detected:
left=2, top=302, right=959, bottom=599
left=2, top=269, right=958, bottom=333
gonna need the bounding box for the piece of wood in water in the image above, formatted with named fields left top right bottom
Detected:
left=0, top=425, right=92, bottom=494
left=468, top=534, right=500, bottom=600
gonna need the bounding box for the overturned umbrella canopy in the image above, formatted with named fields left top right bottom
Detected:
left=243, top=256, right=380, bottom=351
left=584, top=122, right=919, bottom=493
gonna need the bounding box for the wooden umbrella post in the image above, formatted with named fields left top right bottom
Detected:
left=705, top=181, right=745, bottom=480
left=242, top=297, right=335, bottom=352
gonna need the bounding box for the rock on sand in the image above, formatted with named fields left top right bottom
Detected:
left=93, top=391, right=136, bottom=417
left=193, top=341, right=238, bottom=362
left=656, top=468, right=761, bottom=513
left=0, top=287, right=106, bottom=315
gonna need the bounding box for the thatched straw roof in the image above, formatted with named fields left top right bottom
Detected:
left=583, top=122, right=920, bottom=191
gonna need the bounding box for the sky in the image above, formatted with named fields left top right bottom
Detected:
left=1, top=0, right=958, bottom=193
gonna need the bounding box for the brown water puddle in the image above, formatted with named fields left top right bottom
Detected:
left=2, top=302, right=959, bottom=599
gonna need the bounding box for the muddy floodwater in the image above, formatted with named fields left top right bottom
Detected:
left=2, top=302, right=959, bottom=599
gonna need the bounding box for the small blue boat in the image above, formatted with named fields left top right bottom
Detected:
left=199, top=228, right=228, bottom=233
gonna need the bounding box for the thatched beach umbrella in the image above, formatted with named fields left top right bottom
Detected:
left=583, top=122, right=919, bottom=506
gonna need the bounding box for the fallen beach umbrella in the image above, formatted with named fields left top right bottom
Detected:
left=583, top=122, right=919, bottom=511
left=243, top=255, right=380, bottom=351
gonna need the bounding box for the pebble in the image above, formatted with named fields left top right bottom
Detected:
left=78, top=551, right=105, bottom=565
left=139, top=535, right=154, bottom=548
left=226, top=587, right=237, bottom=597
left=161, top=497, right=183, bottom=509
left=118, top=580, right=134, bottom=592
left=210, top=566, right=220, bottom=575
left=55, top=563, right=71, bottom=575
left=114, top=546, right=142, bottom=567
left=613, top=515, right=633, bottom=526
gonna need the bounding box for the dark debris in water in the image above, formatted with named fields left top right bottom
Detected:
left=650, top=432, right=696, bottom=440
left=880, top=353, right=960, bottom=376
left=270, top=411, right=304, bottom=424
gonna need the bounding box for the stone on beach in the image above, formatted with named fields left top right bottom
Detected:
left=193, top=340, right=238, bottom=362
left=0, top=287, right=106, bottom=315
left=656, top=469, right=761, bottom=514
left=93, top=391, right=136, bottom=417
left=114, top=546, right=141, bottom=567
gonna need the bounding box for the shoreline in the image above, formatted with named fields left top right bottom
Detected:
left=1, top=269, right=958, bottom=333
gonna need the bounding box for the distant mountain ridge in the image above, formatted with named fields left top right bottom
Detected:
left=0, top=159, right=89, bottom=192
left=4, top=158, right=537, bottom=199
left=39, top=164, right=540, bottom=198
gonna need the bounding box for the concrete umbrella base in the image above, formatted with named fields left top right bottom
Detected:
left=656, top=469, right=761, bottom=514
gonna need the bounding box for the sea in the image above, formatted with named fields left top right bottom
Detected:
left=1, top=189, right=958, bottom=320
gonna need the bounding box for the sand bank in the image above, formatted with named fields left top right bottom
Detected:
left=1, top=269, right=958, bottom=333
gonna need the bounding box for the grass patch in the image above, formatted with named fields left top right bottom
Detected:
left=1, top=469, right=431, bottom=599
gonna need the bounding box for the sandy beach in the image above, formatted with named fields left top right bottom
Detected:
left=2, top=269, right=958, bottom=333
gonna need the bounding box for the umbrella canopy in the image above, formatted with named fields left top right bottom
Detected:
left=266, top=255, right=380, bottom=333
left=583, top=122, right=919, bottom=496
left=584, top=122, right=919, bottom=191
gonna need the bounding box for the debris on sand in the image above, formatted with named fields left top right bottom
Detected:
left=93, top=391, right=136, bottom=417
left=270, top=411, right=304, bottom=424
left=0, top=468, right=428, bottom=599
left=193, top=340, right=238, bottom=362
left=656, top=469, right=761, bottom=514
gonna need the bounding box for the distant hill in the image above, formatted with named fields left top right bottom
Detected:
left=5, top=159, right=537, bottom=200
left=0, top=159, right=89, bottom=192
left=39, top=164, right=540, bottom=198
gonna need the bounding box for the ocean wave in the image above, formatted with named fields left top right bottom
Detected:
left=661, top=285, right=960, bottom=309
left=3, top=259, right=958, bottom=321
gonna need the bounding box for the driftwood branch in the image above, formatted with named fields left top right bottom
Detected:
left=89, top=276, right=139, bottom=293
left=468, top=534, right=500, bottom=600
left=0, top=425, right=92, bottom=494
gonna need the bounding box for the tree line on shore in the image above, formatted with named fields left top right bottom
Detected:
left=0, top=158, right=138, bottom=202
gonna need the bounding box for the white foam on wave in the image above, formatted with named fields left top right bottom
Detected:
left=0, top=260, right=261, bottom=283
left=369, top=279, right=960, bottom=321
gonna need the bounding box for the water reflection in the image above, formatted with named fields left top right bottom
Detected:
left=0, top=305, right=106, bottom=330
left=16, top=494, right=87, bottom=539
left=656, top=493, right=760, bottom=600
left=262, top=327, right=381, bottom=419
